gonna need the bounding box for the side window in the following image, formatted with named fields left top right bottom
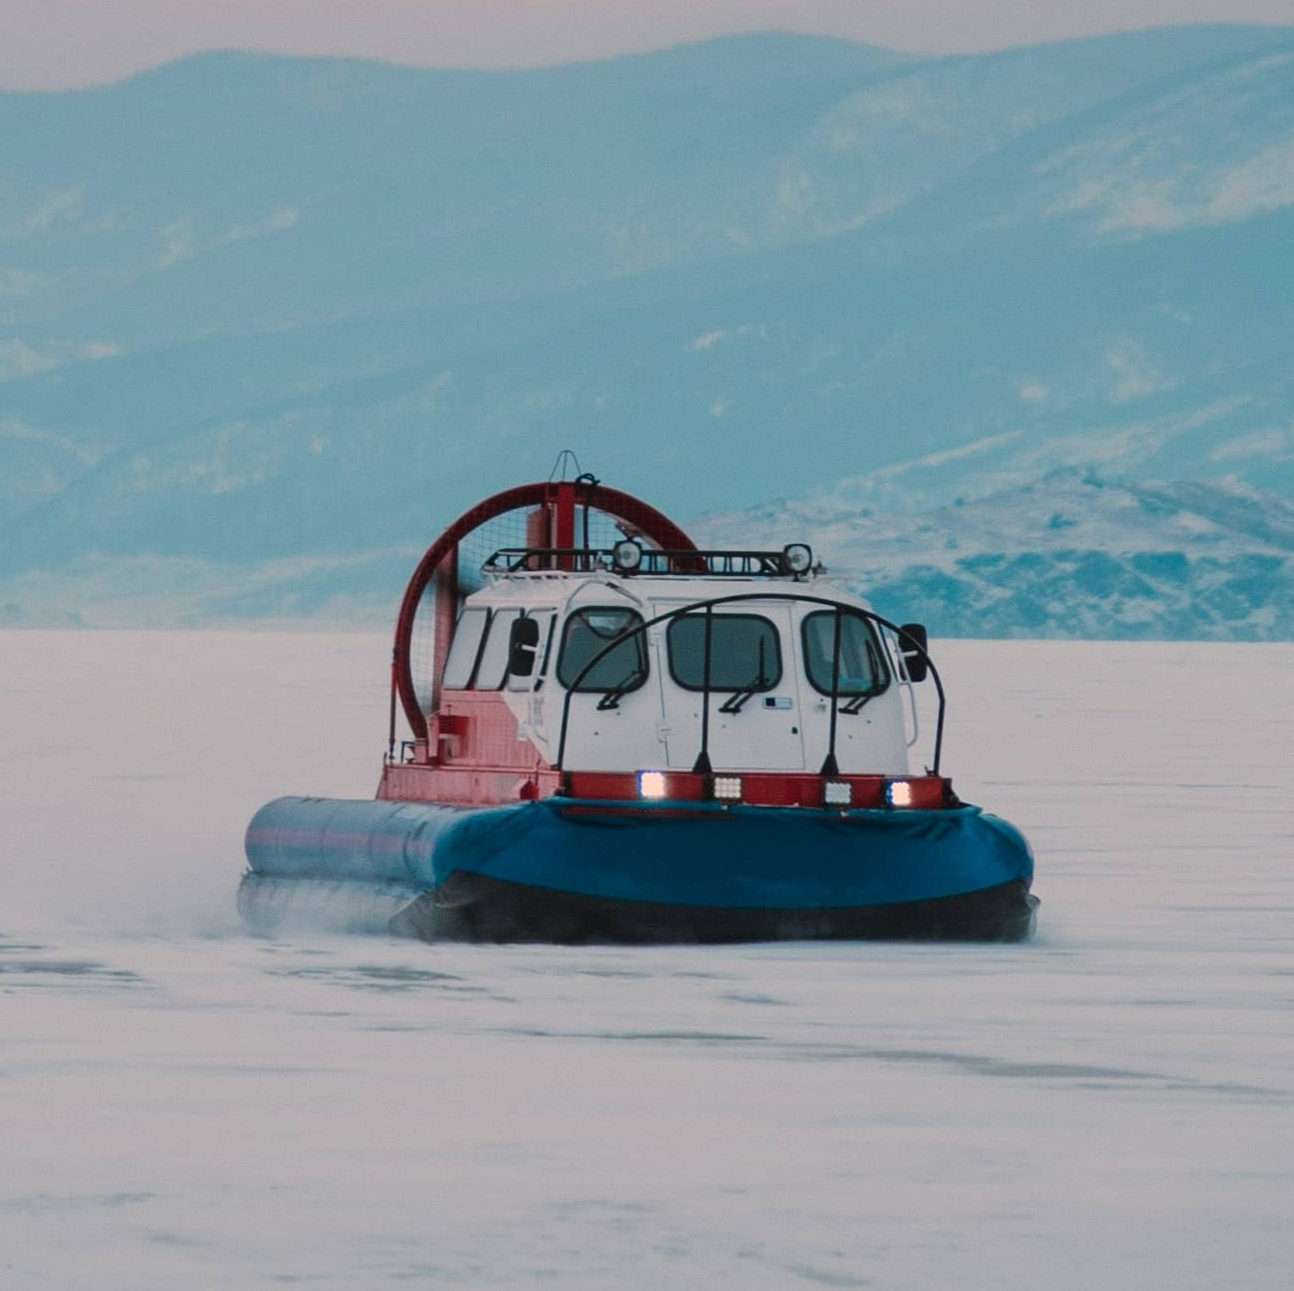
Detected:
left=539, top=614, right=558, bottom=676
left=557, top=607, right=648, bottom=693
left=474, top=608, right=523, bottom=690
left=441, top=607, right=491, bottom=689
left=801, top=611, right=890, bottom=697
left=666, top=614, right=782, bottom=692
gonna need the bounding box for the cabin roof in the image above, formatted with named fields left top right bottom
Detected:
left=467, top=567, right=872, bottom=617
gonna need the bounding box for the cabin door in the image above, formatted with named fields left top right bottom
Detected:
left=655, top=606, right=807, bottom=772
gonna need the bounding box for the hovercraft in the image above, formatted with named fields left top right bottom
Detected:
left=240, top=472, right=1038, bottom=942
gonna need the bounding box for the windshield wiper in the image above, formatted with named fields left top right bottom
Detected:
left=840, top=642, right=884, bottom=714
left=718, top=641, right=769, bottom=715
left=596, top=670, right=642, bottom=710
left=719, top=689, right=755, bottom=714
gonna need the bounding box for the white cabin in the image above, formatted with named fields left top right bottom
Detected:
left=436, top=550, right=919, bottom=779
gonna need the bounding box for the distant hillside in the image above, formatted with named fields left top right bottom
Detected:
left=697, top=471, right=1294, bottom=640
left=2, top=27, right=1293, bottom=635
left=7, top=469, right=1291, bottom=639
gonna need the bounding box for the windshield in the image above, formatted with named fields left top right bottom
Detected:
left=557, top=607, right=648, bottom=693
left=666, top=613, right=782, bottom=692
left=801, top=611, right=890, bottom=697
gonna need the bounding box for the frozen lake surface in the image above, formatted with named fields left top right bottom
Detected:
left=2, top=631, right=1293, bottom=1289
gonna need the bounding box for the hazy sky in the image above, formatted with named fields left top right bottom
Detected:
left=3, top=0, right=1294, bottom=90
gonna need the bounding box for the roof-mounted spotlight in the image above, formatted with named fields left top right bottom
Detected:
left=781, top=543, right=813, bottom=576
left=612, top=539, right=644, bottom=573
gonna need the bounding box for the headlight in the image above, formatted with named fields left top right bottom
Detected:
left=638, top=770, right=667, bottom=799
left=886, top=780, right=914, bottom=808
left=711, top=775, right=742, bottom=801
left=823, top=780, right=852, bottom=807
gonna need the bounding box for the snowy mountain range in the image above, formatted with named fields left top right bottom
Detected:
left=2, top=26, right=1293, bottom=636
left=698, top=471, right=1294, bottom=639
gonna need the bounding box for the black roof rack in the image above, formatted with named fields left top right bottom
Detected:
left=483, top=546, right=813, bottom=578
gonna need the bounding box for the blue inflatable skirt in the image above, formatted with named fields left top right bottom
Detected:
left=240, top=795, right=1037, bottom=943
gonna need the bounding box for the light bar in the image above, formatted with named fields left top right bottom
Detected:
left=712, top=775, right=743, bottom=801
left=823, top=780, right=852, bottom=807
left=638, top=770, right=668, bottom=799
left=886, top=780, right=914, bottom=808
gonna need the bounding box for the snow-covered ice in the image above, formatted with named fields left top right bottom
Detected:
left=2, top=631, right=1292, bottom=1289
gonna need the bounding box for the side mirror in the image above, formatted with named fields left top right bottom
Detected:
left=507, top=616, right=542, bottom=677
left=898, top=623, right=929, bottom=683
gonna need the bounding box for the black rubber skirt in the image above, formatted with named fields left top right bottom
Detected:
left=384, top=871, right=1039, bottom=944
